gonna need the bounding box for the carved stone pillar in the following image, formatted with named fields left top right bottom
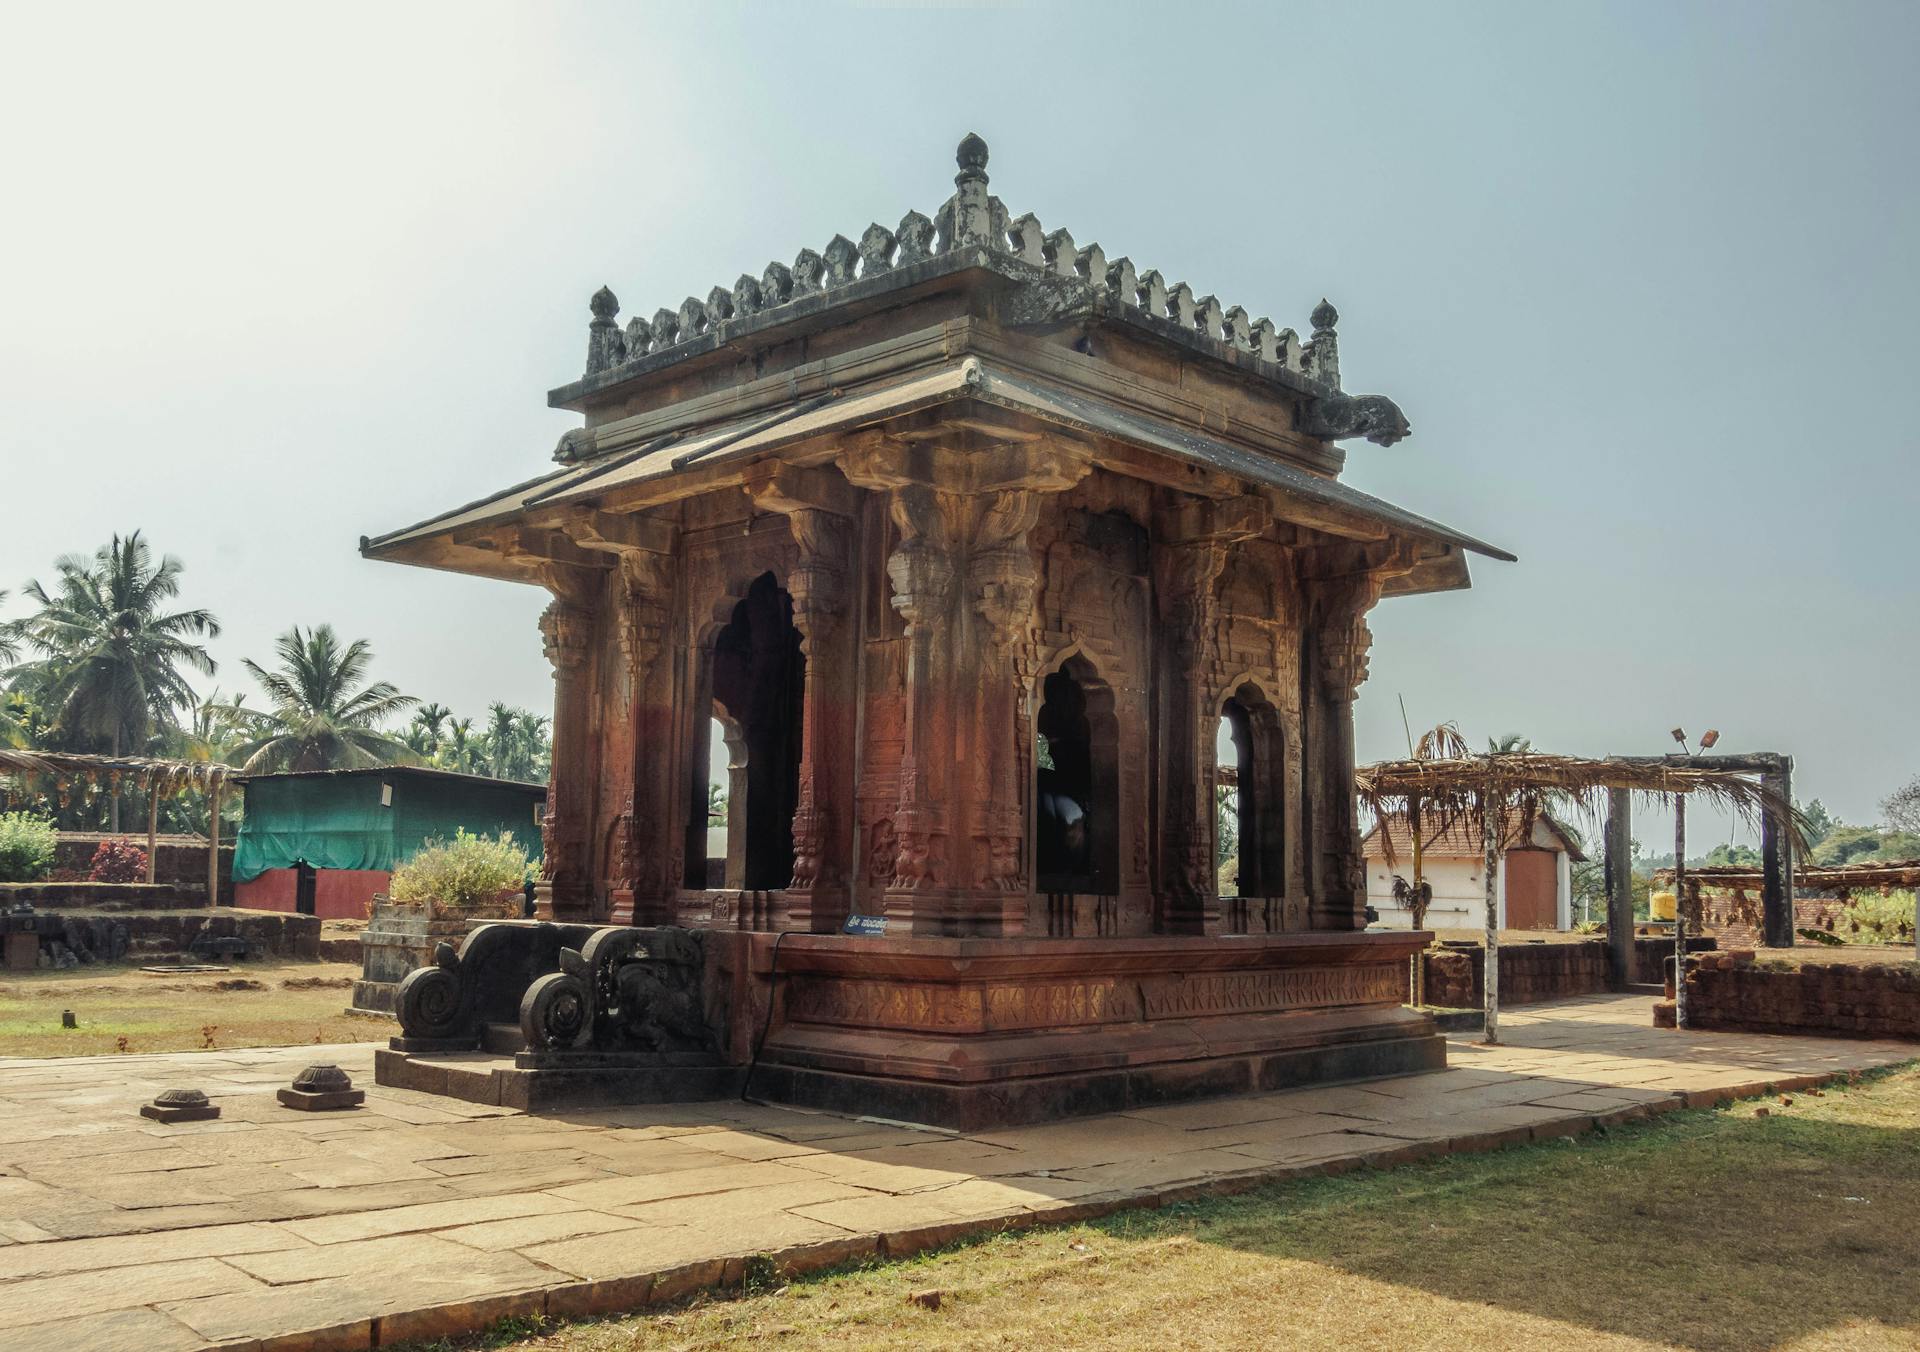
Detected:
left=882, top=485, right=959, bottom=925
left=609, top=551, right=674, bottom=924
left=746, top=464, right=859, bottom=933
left=537, top=596, right=596, bottom=921
left=1301, top=544, right=1412, bottom=931
left=1152, top=498, right=1266, bottom=935
left=842, top=437, right=1086, bottom=936
left=781, top=508, right=854, bottom=931
left=967, top=492, right=1045, bottom=932
left=1313, top=602, right=1372, bottom=931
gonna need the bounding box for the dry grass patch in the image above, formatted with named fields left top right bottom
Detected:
left=433, top=1065, right=1920, bottom=1352
left=0, top=960, right=380, bottom=1055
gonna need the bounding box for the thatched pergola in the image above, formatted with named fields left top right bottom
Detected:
left=1356, top=752, right=1802, bottom=1041
left=1658, top=859, right=1920, bottom=960
left=0, top=749, right=236, bottom=897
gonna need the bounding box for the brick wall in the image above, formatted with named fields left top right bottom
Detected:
left=1702, top=894, right=1846, bottom=950
left=1680, top=952, right=1920, bottom=1041
left=51, top=834, right=234, bottom=903
left=1413, top=936, right=1713, bottom=1008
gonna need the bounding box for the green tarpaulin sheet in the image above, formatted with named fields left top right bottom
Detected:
left=231, top=772, right=544, bottom=882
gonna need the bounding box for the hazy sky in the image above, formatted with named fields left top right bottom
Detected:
left=3, top=2, right=1915, bottom=844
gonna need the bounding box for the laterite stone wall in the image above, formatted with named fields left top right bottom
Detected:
left=1681, top=951, right=1920, bottom=1041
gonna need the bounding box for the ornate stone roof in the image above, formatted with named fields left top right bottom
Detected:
left=568, top=134, right=1407, bottom=448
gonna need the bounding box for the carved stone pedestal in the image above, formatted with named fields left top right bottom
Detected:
left=748, top=930, right=1441, bottom=1129
left=374, top=921, right=1440, bottom=1128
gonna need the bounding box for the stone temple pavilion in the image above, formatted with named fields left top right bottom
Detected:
left=362, top=136, right=1513, bottom=1127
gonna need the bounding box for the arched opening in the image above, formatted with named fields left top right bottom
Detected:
left=685, top=572, right=804, bottom=892
left=702, top=713, right=745, bottom=888
left=1215, top=712, right=1242, bottom=900
left=1220, top=683, right=1286, bottom=902
left=1035, top=655, right=1118, bottom=896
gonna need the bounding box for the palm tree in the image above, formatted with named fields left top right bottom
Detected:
left=6, top=534, right=219, bottom=828
left=233, top=625, right=416, bottom=772
left=1487, top=733, right=1533, bottom=754
left=483, top=702, right=518, bottom=779
left=412, top=702, right=450, bottom=754
left=443, top=717, right=475, bottom=773
left=0, top=590, right=19, bottom=666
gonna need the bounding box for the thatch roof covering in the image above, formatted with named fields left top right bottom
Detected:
left=1362, top=808, right=1586, bottom=863
left=1658, top=859, right=1920, bottom=893
left=0, top=748, right=234, bottom=796
left=1355, top=752, right=1807, bottom=867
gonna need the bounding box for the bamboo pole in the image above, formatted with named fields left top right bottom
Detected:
left=144, top=787, right=159, bottom=884
left=1482, top=797, right=1501, bottom=1045
left=1673, top=795, right=1688, bottom=1030
left=207, top=778, right=223, bottom=907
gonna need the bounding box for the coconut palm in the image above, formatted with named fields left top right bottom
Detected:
left=0, top=590, right=19, bottom=666
left=443, top=717, right=476, bottom=773
left=233, top=625, right=416, bottom=772
left=1487, top=733, right=1533, bottom=754
left=5, top=534, right=219, bottom=827
left=412, top=702, right=451, bottom=754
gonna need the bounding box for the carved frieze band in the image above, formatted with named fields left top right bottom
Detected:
left=782, top=962, right=1404, bottom=1033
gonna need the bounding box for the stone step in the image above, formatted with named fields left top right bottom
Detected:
left=481, top=1022, right=527, bottom=1055
left=375, top=1048, right=516, bottom=1106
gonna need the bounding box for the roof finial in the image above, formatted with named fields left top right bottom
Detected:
left=955, top=132, right=989, bottom=185
left=1307, top=298, right=1341, bottom=389
left=585, top=286, right=623, bottom=375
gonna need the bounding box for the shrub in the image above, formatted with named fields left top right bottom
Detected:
left=389, top=829, right=532, bottom=912
left=1837, top=890, right=1917, bottom=946
left=88, top=838, right=149, bottom=883
left=0, top=812, right=58, bottom=883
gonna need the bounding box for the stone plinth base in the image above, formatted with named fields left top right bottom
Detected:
left=373, top=924, right=1442, bottom=1128
left=745, top=930, right=1442, bottom=1129
left=350, top=900, right=511, bottom=1016
left=140, top=1100, right=220, bottom=1123
left=277, top=1086, right=366, bottom=1111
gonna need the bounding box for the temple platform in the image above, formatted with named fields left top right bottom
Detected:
left=373, top=922, right=1442, bottom=1129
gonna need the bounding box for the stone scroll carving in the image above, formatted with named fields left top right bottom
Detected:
left=518, top=926, right=715, bottom=1055
left=394, top=923, right=716, bottom=1058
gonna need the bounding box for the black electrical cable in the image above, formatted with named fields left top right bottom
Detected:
left=739, top=928, right=790, bottom=1105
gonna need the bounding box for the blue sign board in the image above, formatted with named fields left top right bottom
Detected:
left=841, top=914, right=889, bottom=937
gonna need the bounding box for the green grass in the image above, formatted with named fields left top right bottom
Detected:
left=0, top=961, right=380, bottom=1055
left=412, top=1064, right=1920, bottom=1352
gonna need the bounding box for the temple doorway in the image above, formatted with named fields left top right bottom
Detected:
left=1035, top=655, right=1118, bottom=896
left=1219, top=684, right=1286, bottom=906
left=692, top=572, right=804, bottom=892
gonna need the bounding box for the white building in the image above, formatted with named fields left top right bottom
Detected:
left=1362, top=810, right=1584, bottom=932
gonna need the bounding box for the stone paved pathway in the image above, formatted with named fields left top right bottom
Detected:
left=0, top=995, right=1909, bottom=1352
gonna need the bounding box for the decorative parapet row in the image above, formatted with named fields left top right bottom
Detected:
left=582, top=133, right=1343, bottom=392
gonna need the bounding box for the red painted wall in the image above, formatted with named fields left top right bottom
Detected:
left=234, top=868, right=390, bottom=921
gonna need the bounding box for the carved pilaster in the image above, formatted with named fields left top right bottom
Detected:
left=882, top=486, right=958, bottom=902
left=1301, top=543, right=1415, bottom=929
left=537, top=595, right=595, bottom=920
left=606, top=549, right=674, bottom=921
left=1153, top=497, right=1268, bottom=935
left=970, top=491, right=1045, bottom=898
left=745, top=465, right=859, bottom=930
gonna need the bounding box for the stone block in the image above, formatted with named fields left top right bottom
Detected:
left=278, top=1087, right=367, bottom=1112
left=141, top=1089, right=221, bottom=1124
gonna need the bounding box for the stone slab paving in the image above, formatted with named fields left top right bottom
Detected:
left=0, top=995, right=1910, bottom=1352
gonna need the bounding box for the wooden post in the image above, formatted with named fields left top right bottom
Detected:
left=207, top=778, right=223, bottom=907
left=1760, top=761, right=1794, bottom=948
left=1605, top=788, right=1633, bottom=989
left=1673, top=795, right=1688, bottom=1030
left=1482, top=798, right=1501, bottom=1045
left=144, top=787, right=159, bottom=885
left=1409, top=794, right=1425, bottom=1008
